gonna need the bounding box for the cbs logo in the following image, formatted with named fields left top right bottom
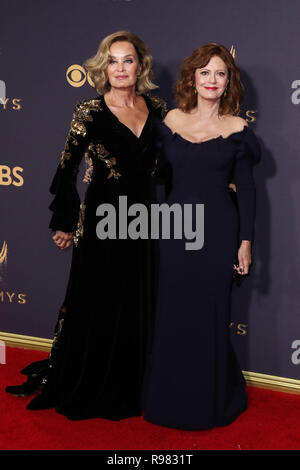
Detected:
left=66, top=65, right=95, bottom=88
left=0, top=166, right=24, bottom=187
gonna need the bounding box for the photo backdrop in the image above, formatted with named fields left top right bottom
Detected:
left=1, top=0, right=300, bottom=381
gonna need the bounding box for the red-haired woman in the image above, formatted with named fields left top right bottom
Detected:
left=142, top=43, right=261, bottom=429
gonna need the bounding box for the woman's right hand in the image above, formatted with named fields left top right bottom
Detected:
left=52, top=231, right=73, bottom=250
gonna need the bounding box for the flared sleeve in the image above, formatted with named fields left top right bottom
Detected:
left=48, top=100, right=96, bottom=232
left=231, top=126, right=261, bottom=244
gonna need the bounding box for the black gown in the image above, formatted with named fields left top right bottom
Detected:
left=6, top=93, right=167, bottom=421
left=142, top=121, right=261, bottom=430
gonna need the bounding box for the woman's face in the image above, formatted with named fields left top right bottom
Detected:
left=194, top=55, right=229, bottom=102
left=106, top=41, right=141, bottom=91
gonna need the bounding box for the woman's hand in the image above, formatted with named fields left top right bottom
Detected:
left=52, top=231, right=73, bottom=250
left=234, top=241, right=252, bottom=275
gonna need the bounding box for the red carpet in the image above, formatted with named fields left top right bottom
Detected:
left=1, top=346, right=300, bottom=450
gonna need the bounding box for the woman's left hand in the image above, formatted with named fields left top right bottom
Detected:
left=233, top=241, right=252, bottom=275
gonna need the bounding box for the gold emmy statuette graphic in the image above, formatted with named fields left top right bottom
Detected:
left=230, top=45, right=236, bottom=59
left=228, top=47, right=257, bottom=123
left=66, top=65, right=95, bottom=88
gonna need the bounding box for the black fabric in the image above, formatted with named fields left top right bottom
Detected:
left=142, top=123, right=261, bottom=430
left=6, top=94, right=167, bottom=421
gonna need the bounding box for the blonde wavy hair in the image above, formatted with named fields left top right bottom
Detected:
left=84, top=31, right=158, bottom=95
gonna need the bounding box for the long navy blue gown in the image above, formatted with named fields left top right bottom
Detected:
left=142, top=121, right=261, bottom=430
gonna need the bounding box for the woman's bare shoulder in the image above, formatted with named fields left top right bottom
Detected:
left=164, top=108, right=185, bottom=128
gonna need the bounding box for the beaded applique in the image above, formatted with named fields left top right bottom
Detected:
left=88, top=142, right=121, bottom=180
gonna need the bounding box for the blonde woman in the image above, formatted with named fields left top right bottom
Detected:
left=6, top=31, right=167, bottom=421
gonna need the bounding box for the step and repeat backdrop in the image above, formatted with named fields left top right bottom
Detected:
left=1, top=0, right=300, bottom=380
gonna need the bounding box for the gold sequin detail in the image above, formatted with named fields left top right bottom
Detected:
left=75, top=99, right=103, bottom=123
left=60, top=98, right=103, bottom=168
left=70, top=119, right=86, bottom=137
left=60, top=135, right=79, bottom=167
left=89, top=142, right=121, bottom=180
left=73, top=202, right=86, bottom=247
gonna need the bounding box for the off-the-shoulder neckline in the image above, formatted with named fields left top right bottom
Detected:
left=161, top=121, right=249, bottom=145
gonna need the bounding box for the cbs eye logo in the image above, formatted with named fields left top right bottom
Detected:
left=66, top=65, right=95, bottom=88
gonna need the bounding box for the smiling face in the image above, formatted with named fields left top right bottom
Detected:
left=106, top=41, right=141, bottom=91
left=194, top=55, right=229, bottom=102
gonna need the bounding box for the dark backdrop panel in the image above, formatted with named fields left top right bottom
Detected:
left=1, top=0, right=300, bottom=380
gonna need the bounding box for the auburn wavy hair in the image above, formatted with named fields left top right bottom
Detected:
left=175, top=43, right=244, bottom=115
left=83, top=31, right=158, bottom=95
